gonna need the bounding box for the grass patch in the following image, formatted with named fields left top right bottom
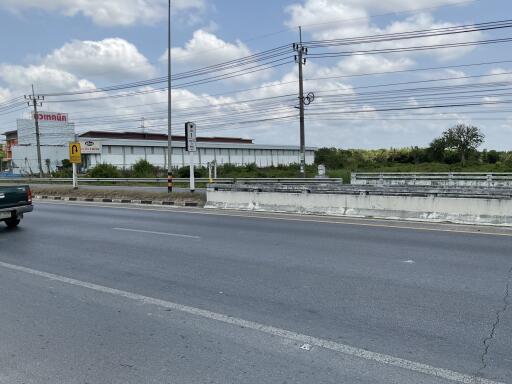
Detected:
left=31, top=186, right=206, bottom=205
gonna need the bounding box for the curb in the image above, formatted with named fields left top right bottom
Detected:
left=34, top=195, right=201, bottom=207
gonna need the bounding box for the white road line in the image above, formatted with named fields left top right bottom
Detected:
left=37, top=201, right=512, bottom=238
left=0, top=260, right=502, bottom=384
left=113, top=227, right=200, bottom=239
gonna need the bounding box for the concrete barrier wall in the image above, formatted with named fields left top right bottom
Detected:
left=351, top=172, right=512, bottom=188
left=206, top=189, right=512, bottom=226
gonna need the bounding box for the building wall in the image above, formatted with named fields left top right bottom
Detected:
left=9, top=118, right=76, bottom=174
left=84, top=139, right=315, bottom=170
left=11, top=145, right=69, bottom=174
left=5, top=136, right=17, bottom=162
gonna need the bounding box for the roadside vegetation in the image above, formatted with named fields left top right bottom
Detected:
left=49, top=124, right=512, bottom=184
left=30, top=185, right=205, bottom=205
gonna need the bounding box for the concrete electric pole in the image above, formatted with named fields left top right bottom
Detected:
left=167, top=0, right=173, bottom=192
left=25, top=85, right=44, bottom=178
left=294, top=26, right=308, bottom=178
left=140, top=117, right=145, bottom=133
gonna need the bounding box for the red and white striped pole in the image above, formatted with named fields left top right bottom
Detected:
left=167, top=172, right=173, bottom=193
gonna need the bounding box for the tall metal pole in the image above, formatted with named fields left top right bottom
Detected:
left=297, top=27, right=306, bottom=178
left=167, top=0, right=173, bottom=192
left=31, top=84, right=43, bottom=178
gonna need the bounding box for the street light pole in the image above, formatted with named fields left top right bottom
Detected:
left=167, top=0, right=173, bottom=192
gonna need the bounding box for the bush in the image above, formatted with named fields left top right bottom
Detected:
left=486, top=150, right=500, bottom=164
left=176, top=166, right=206, bottom=178
left=503, top=152, right=512, bottom=167
left=88, top=163, right=120, bottom=178
left=131, top=159, right=157, bottom=178
left=52, top=159, right=73, bottom=178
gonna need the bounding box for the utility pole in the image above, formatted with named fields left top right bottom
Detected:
left=140, top=117, right=145, bottom=134
left=167, top=0, right=173, bottom=192
left=294, top=26, right=308, bottom=178
left=25, top=85, right=44, bottom=178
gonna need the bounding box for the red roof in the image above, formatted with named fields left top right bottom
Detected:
left=79, top=131, right=253, bottom=144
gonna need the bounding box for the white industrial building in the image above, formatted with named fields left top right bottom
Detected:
left=5, top=113, right=315, bottom=174
left=79, top=131, right=316, bottom=170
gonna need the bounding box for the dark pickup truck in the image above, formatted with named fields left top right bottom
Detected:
left=0, top=185, right=33, bottom=228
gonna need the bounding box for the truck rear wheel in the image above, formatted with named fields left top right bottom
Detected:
left=5, top=218, right=20, bottom=228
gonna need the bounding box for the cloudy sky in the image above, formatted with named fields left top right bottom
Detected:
left=0, top=0, right=511, bottom=149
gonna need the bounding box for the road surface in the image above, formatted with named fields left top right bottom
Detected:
left=0, top=201, right=510, bottom=384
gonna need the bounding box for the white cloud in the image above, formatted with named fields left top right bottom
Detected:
left=45, top=38, right=156, bottom=81
left=0, top=87, right=13, bottom=104
left=0, top=64, right=95, bottom=94
left=487, top=68, right=512, bottom=82
left=285, top=0, right=482, bottom=61
left=165, top=30, right=269, bottom=83
left=0, top=0, right=205, bottom=26
left=168, top=30, right=251, bottom=65
left=313, top=55, right=414, bottom=79
left=285, top=0, right=467, bottom=31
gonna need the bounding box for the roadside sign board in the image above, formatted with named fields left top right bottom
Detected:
left=79, top=140, right=102, bottom=154
left=69, top=142, right=82, bottom=164
left=185, top=122, right=197, bottom=152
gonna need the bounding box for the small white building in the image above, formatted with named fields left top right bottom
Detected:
left=79, top=131, right=316, bottom=170
left=10, top=112, right=75, bottom=174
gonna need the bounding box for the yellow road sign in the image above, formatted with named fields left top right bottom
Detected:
left=69, top=142, right=81, bottom=164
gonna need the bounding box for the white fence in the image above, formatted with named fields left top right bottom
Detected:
left=351, top=173, right=512, bottom=188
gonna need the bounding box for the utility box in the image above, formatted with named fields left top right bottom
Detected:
left=317, top=164, right=326, bottom=178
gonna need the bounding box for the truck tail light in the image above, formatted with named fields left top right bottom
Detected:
left=27, top=188, right=32, bottom=203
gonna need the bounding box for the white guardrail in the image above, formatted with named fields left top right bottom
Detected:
left=0, top=177, right=343, bottom=184
left=351, top=172, right=512, bottom=187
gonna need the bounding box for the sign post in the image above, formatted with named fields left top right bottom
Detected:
left=69, top=142, right=81, bottom=189
left=185, top=122, right=197, bottom=192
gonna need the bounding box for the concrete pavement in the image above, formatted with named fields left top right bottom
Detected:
left=0, top=201, right=510, bottom=383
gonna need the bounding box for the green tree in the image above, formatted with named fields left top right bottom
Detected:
left=441, top=124, right=484, bottom=166
left=486, top=150, right=500, bottom=164
left=427, top=137, right=447, bottom=162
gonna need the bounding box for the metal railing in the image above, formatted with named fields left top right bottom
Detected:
left=211, top=182, right=512, bottom=199
left=351, top=172, right=512, bottom=187
left=0, top=177, right=343, bottom=184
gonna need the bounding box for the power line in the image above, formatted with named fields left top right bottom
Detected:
left=304, top=18, right=512, bottom=47
left=45, top=58, right=512, bottom=119
left=308, top=37, right=512, bottom=58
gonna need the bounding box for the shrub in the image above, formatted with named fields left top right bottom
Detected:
left=131, top=159, right=157, bottom=178
left=176, top=166, right=205, bottom=178
left=486, top=150, right=500, bottom=164
left=503, top=152, right=512, bottom=167
left=52, top=159, right=73, bottom=178
left=87, top=163, right=120, bottom=178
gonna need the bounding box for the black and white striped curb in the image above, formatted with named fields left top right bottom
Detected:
left=34, top=195, right=201, bottom=207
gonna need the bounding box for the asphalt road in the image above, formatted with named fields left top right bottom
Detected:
left=0, top=202, right=511, bottom=384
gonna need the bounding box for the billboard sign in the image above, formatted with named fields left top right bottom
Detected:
left=33, top=112, right=68, bottom=122
left=69, top=142, right=82, bottom=164
left=79, top=140, right=102, bottom=154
